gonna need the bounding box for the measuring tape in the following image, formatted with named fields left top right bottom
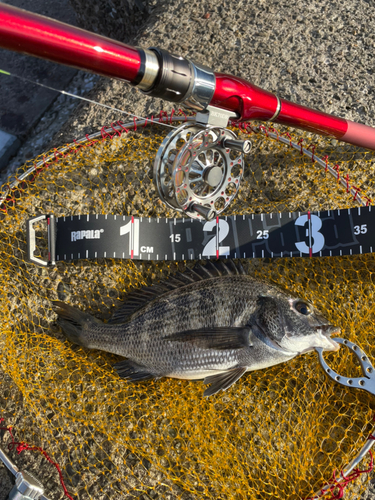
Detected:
left=27, top=206, right=374, bottom=266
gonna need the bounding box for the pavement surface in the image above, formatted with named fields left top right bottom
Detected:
left=0, top=0, right=81, bottom=170
left=1, top=0, right=375, bottom=499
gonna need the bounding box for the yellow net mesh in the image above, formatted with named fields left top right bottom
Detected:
left=1, top=117, right=375, bottom=499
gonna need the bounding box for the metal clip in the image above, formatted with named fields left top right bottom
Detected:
left=8, top=470, right=44, bottom=500
left=316, top=337, right=375, bottom=397
left=26, top=214, right=56, bottom=266
left=0, top=444, right=50, bottom=500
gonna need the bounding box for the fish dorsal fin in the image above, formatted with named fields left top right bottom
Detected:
left=109, top=259, right=246, bottom=324
left=163, top=326, right=252, bottom=350
left=108, top=283, right=172, bottom=323
left=187, top=259, right=245, bottom=280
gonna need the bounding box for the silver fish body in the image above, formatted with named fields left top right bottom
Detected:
left=53, top=260, right=339, bottom=396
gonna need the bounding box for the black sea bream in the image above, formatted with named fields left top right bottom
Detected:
left=53, top=260, right=340, bottom=396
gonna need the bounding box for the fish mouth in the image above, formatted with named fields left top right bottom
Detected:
left=316, top=325, right=341, bottom=352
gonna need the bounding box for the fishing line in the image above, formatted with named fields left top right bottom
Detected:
left=0, top=69, right=176, bottom=130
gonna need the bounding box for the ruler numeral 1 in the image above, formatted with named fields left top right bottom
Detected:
left=120, top=217, right=140, bottom=257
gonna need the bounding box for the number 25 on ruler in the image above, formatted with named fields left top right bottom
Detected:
left=202, top=217, right=328, bottom=257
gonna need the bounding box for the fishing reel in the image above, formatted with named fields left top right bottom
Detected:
left=154, top=119, right=251, bottom=221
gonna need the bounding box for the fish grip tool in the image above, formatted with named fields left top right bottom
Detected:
left=311, top=338, right=375, bottom=498
left=316, top=337, right=375, bottom=396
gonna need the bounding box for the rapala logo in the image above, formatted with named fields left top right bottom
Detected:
left=71, top=229, right=104, bottom=241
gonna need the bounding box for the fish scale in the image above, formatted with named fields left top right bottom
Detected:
left=52, top=260, right=340, bottom=397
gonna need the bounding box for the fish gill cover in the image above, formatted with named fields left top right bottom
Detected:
left=1, top=118, right=375, bottom=499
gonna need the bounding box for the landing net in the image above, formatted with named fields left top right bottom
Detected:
left=1, top=114, right=375, bottom=499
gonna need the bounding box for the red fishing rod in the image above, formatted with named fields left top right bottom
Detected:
left=0, top=3, right=374, bottom=150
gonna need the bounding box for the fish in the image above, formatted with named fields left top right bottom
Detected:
left=52, top=260, right=340, bottom=397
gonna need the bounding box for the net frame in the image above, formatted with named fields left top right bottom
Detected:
left=1, top=113, right=375, bottom=499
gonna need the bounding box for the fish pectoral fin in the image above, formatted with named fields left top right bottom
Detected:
left=163, top=327, right=252, bottom=350
left=203, top=367, right=247, bottom=397
left=113, top=359, right=157, bottom=382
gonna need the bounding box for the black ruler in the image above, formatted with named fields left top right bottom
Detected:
left=27, top=206, right=375, bottom=265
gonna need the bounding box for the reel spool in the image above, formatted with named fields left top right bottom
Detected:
left=153, top=123, right=251, bottom=220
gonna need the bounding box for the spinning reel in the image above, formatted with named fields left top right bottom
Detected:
left=154, top=117, right=251, bottom=220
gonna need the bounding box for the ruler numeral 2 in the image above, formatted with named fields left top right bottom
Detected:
left=202, top=220, right=230, bottom=257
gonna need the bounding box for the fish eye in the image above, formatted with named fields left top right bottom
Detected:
left=294, top=301, right=311, bottom=315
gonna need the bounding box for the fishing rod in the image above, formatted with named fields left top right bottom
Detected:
left=0, top=3, right=374, bottom=221
left=0, top=3, right=373, bottom=148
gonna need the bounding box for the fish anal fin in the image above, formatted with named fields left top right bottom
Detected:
left=203, top=367, right=247, bottom=397
left=113, top=359, right=157, bottom=382
left=164, top=326, right=252, bottom=350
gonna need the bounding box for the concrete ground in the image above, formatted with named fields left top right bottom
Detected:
left=1, top=0, right=375, bottom=499
left=0, top=0, right=81, bottom=170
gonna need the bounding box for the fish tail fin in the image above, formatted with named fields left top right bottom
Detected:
left=52, top=301, right=100, bottom=348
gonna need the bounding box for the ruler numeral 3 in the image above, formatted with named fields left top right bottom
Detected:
left=295, top=214, right=325, bottom=254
